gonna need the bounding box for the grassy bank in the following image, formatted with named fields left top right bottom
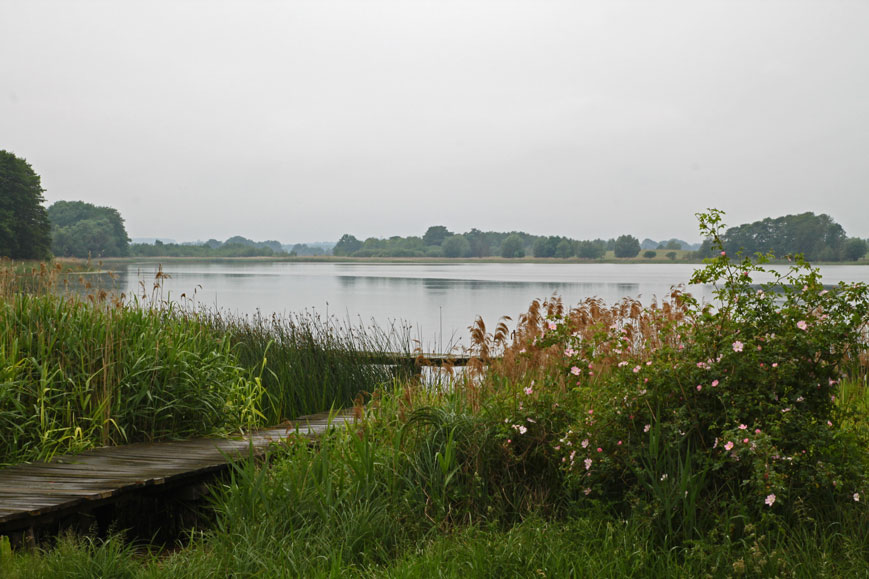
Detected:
left=0, top=264, right=400, bottom=466
left=3, top=212, right=869, bottom=576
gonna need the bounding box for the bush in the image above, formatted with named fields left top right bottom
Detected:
left=643, top=250, right=656, bottom=259
left=499, top=210, right=869, bottom=539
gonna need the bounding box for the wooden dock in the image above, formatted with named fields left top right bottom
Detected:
left=0, top=410, right=355, bottom=542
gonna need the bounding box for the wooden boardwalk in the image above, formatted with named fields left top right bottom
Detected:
left=0, top=410, right=355, bottom=539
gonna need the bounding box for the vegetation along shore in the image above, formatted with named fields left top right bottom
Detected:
left=0, top=210, right=867, bottom=576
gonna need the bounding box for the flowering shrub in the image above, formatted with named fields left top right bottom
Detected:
left=519, top=210, right=869, bottom=531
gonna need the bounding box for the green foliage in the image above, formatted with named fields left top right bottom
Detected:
left=333, top=233, right=363, bottom=256
left=48, top=200, right=130, bottom=258
left=576, top=239, right=606, bottom=259
left=500, top=234, right=525, bottom=258
left=0, top=293, right=254, bottom=464
left=131, top=236, right=287, bottom=258
left=614, top=234, right=641, bottom=258
left=441, top=234, right=471, bottom=258
left=843, top=237, right=868, bottom=261
left=0, top=150, right=52, bottom=260
left=537, top=208, right=869, bottom=536
left=643, top=250, right=657, bottom=259
left=699, top=211, right=851, bottom=261
left=203, top=311, right=405, bottom=422
left=423, top=225, right=452, bottom=246
left=666, top=251, right=678, bottom=260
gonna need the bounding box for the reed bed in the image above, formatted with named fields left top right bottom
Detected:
left=201, top=311, right=412, bottom=424
left=0, top=262, right=406, bottom=465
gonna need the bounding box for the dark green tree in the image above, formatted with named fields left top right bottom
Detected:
left=332, top=234, right=362, bottom=256
left=614, top=234, right=641, bottom=258
left=576, top=240, right=606, bottom=259
left=500, top=234, right=525, bottom=258
left=423, top=225, right=452, bottom=246
left=532, top=236, right=560, bottom=258
left=554, top=239, right=574, bottom=258
left=48, top=201, right=130, bottom=257
left=442, top=234, right=471, bottom=258
left=843, top=238, right=867, bottom=261
left=0, top=150, right=52, bottom=259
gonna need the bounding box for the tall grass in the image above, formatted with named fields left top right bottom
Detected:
left=0, top=292, right=252, bottom=464
left=0, top=262, right=407, bottom=465
left=202, top=311, right=409, bottom=424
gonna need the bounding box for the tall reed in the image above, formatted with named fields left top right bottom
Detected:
left=202, top=310, right=411, bottom=423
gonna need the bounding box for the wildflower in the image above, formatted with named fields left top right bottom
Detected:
left=820, top=289, right=828, bottom=296
left=584, top=488, right=592, bottom=495
left=743, top=438, right=749, bottom=444
left=781, top=407, right=791, bottom=413
left=796, top=396, right=804, bottom=402
left=732, top=341, right=744, bottom=353
left=711, top=379, right=719, bottom=387
left=548, top=321, right=557, bottom=331
left=696, top=385, right=702, bottom=391
left=724, top=441, right=734, bottom=451
left=524, top=386, right=534, bottom=395
left=720, top=251, right=726, bottom=257
left=617, top=440, right=622, bottom=445
left=827, top=420, right=833, bottom=427
left=570, top=366, right=581, bottom=376
left=581, top=439, right=589, bottom=448
left=597, top=447, right=603, bottom=453
left=755, top=428, right=761, bottom=434
left=632, top=365, right=641, bottom=373
left=646, top=361, right=652, bottom=366
left=564, top=347, right=576, bottom=357
left=765, top=494, right=776, bottom=507
left=644, top=424, right=651, bottom=433
left=739, top=424, right=747, bottom=430
left=797, top=320, right=808, bottom=331
left=527, top=418, right=536, bottom=423
left=661, top=473, right=668, bottom=481
left=507, top=439, right=511, bottom=444
left=854, top=493, right=860, bottom=502
left=772, top=363, right=778, bottom=368
left=584, top=458, right=592, bottom=470
left=618, top=361, right=628, bottom=367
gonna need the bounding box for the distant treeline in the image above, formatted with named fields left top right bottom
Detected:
left=698, top=212, right=868, bottom=262
left=130, top=236, right=288, bottom=258
left=332, top=226, right=686, bottom=259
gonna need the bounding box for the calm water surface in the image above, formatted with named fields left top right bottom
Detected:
left=105, top=262, right=869, bottom=350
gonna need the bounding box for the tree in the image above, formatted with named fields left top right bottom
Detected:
left=554, top=239, right=574, bottom=258
left=0, top=151, right=52, bottom=259
left=48, top=201, right=130, bottom=257
left=843, top=238, right=868, bottom=261
left=442, top=234, right=471, bottom=258
left=501, top=234, right=525, bottom=258
left=614, top=234, right=641, bottom=258
left=576, top=240, right=605, bottom=259
left=643, top=250, right=657, bottom=259
left=332, top=234, right=362, bottom=256
left=423, top=225, right=452, bottom=246
left=721, top=212, right=846, bottom=261
left=533, top=236, right=560, bottom=258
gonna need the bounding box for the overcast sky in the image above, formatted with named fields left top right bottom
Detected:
left=2, top=0, right=867, bottom=244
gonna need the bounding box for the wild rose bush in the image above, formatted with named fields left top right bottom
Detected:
left=495, top=210, right=869, bottom=533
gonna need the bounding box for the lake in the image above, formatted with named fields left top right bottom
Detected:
left=102, top=261, right=869, bottom=351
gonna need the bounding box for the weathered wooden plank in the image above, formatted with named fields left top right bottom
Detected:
left=0, top=410, right=355, bottom=529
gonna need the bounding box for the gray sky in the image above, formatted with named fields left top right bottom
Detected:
left=2, top=0, right=868, bottom=244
